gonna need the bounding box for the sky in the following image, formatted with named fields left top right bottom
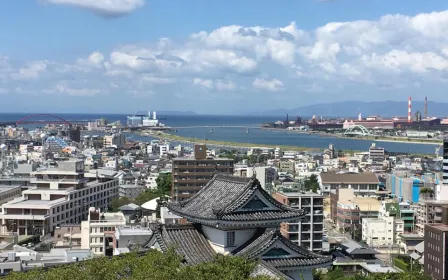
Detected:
left=2, top=0, right=448, bottom=114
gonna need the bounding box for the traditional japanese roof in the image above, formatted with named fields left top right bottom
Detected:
left=168, top=174, right=306, bottom=226
left=251, top=261, right=293, bottom=280
left=149, top=224, right=216, bottom=265
left=233, top=228, right=333, bottom=268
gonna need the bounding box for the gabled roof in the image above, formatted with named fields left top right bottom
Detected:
left=149, top=224, right=216, bottom=265
left=119, top=203, right=141, bottom=211
left=233, top=228, right=333, bottom=268
left=168, top=174, right=305, bottom=226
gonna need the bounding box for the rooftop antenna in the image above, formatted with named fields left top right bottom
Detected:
left=424, top=96, right=428, bottom=119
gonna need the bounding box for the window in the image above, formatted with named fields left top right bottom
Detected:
left=226, top=231, right=235, bottom=247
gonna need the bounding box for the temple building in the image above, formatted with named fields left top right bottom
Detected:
left=147, top=174, right=332, bottom=280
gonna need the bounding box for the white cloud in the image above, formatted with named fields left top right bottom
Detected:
left=193, top=78, right=213, bottom=89
left=7, top=9, right=448, bottom=113
left=13, top=61, right=47, bottom=79
left=216, top=80, right=236, bottom=91
left=253, top=78, right=284, bottom=92
left=43, top=0, right=144, bottom=17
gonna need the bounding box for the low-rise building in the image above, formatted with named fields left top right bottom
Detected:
left=113, top=226, right=152, bottom=255
left=80, top=207, right=126, bottom=256
left=361, top=217, right=394, bottom=247
left=320, top=172, right=379, bottom=196
left=0, top=185, right=22, bottom=205
left=119, top=183, right=144, bottom=200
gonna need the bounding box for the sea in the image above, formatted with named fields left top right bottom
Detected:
left=1, top=113, right=439, bottom=154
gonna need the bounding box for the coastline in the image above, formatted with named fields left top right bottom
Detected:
left=260, top=127, right=441, bottom=146
left=146, top=131, right=326, bottom=153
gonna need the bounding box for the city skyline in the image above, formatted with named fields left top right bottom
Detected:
left=2, top=0, right=448, bottom=114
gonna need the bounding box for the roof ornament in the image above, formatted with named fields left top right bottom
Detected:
left=211, top=163, right=219, bottom=179
left=251, top=166, right=257, bottom=179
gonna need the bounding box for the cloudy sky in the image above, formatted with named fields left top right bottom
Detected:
left=1, top=0, right=448, bottom=114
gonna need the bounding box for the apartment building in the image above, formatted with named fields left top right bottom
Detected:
left=369, top=143, right=385, bottom=171
left=424, top=206, right=448, bottom=280
left=81, top=207, right=126, bottom=256
left=0, top=160, right=119, bottom=236
left=416, top=200, right=448, bottom=236
left=171, top=144, right=233, bottom=201
left=103, top=133, right=125, bottom=148
left=385, top=173, right=434, bottom=203
left=274, top=192, right=324, bottom=252
left=234, top=166, right=277, bottom=190
left=362, top=217, right=394, bottom=247
left=320, top=172, right=379, bottom=196
left=443, top=140, right=448, bottom=184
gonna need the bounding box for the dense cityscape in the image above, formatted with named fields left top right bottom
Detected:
left=0, top=106, right=443, bottom=280
left=4, top=1, right=448, bottom=280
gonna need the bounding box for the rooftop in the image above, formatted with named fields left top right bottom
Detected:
left=399, top=234, right=424, bottom=240
left=0, top=185, right=21, bottom=194
left=320, top=172, right=379, bottom=184
left=116, top=226, right=152, bottom=236
left=426, top=223, right=448, bottom=232
left=276, top=192, right=323, bottom=198
left=3, top=197, right=66, bottom=208
left=173, top=157, right=233, bottom=161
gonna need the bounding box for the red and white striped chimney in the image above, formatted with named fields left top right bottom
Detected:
left=408, top=96, right=412, bottom=123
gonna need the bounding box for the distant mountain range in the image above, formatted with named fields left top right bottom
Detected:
left=258, top=101, right=448, bottom=118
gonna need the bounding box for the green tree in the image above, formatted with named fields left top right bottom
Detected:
left=304, top=174, right=320, bottom=193
left=156, top=173, right=172, bottom=193
left=4, top=249, right=272, bottom=280
left=110, top=197, right=131, bottom=212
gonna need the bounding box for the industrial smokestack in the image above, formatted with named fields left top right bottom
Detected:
left=153, top=111, right=157, bottom=120
left=424, top=96, right=428, bottom=119
left=408, top=96, right=412, bottom=123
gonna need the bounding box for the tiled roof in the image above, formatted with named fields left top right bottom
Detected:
left=168, top=174, right=305, bottom=225
left=233, top=228, right=332, bottom=267
left=250, top=261, right=292, bottom=280
left=151, top=224, right=216, bottom=265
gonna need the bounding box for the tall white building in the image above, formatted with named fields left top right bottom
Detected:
left=81, top=207, right=126, bottom=256
left=246, top=166, right=277, bottom=190
left=0, top=160, right=119, bottom=236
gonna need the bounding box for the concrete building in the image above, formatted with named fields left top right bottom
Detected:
left=278, top=161, right=295, bottom=174
left=0, top=185, right=22, bottom=205
left=245, top=166, right=277, bottom=190
left=274, top=192, right=324, bottom=252
left=119, top=183, right=144, bottom=200
left=0, top=160, right=119, bottom=236
left=361, top=217, right=394, bottom=247
left=103, top=134, right=125, bottom=148
left=320, top=172, right=379, bottom=196
left=113, top=226, right=152, bottom=255
left=416, top=200, right=448, bottom=236
left=385, top=173, right=434, bottom=203
left=171, top=144, right=233, bottom=201
left=81, top=207, right=126, bottom=256
left=443, top=140, right=448, bottom=184
left=424, top=206, right=448, bottom=280
left=368, top=143, right=385, bottom=171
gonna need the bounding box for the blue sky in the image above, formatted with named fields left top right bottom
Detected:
left=1, top=0, right=448, bottom=114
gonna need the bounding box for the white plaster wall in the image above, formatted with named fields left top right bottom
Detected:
left=201, top=226, right=256, bottom=253
left=80, top=221, right=90, bottom=250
